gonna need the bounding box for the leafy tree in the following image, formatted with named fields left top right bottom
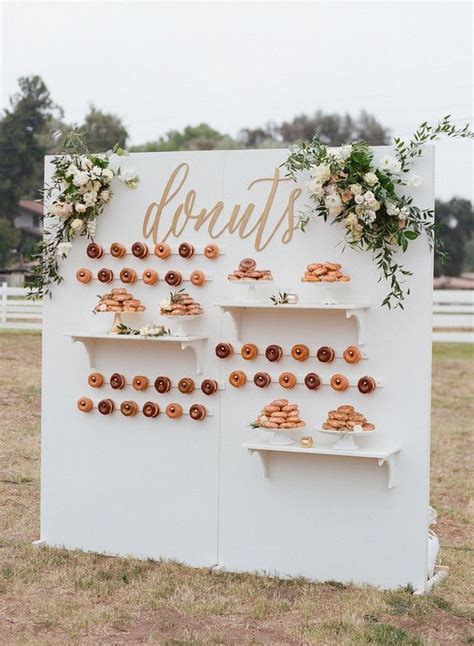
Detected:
left=131, top=123, right=239, bottom=152
left=434, top=198, right=473, bottom=276
left=80, top=105, right=128, bottom=152
left=0, top=218, right=20, bottom=267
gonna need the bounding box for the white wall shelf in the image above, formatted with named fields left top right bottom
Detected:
left=68, top=332, right=208, bottom=374
left=215, top=302, right=371, bottom=344
left=243, top=442, right=400, bottom=489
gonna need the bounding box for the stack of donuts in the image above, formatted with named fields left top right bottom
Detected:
left=160, top=291, right=203, bottom=316
left=301, top=261, right=351, bottom=282
left=94, top=289, right=145, bottom=313
left=254, top=399, right=305, bottom=430
left=228, top=258, right=272, bottom=281
left=322, top=405, right=375, bottom=432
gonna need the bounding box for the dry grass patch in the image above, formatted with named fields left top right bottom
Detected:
left=0, top=332, right=473, bottom=644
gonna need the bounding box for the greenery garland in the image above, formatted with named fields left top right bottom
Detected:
left=284, top=116, right=473, bottom=308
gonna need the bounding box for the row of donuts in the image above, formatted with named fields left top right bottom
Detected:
left=77, top=398, right=207, bottom=419
left=216, top=343, right=363, bottom=364
left=88, top=373, right=220, bottom=395
left=86, top=242, right=220, bottom=260
left=228, top=371, right=377, bottom=392
left=77, top=267, right=208, bottom=286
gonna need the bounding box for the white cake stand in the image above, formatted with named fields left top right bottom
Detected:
left=162, top=314, right=202, bottom=337
left=228, top=278, right=273, bottom=302
left=261, top=425, right=306, bottom=446
left=317, top=427, right=376, bottom=450
left=303, top=280, right=349, bottom=305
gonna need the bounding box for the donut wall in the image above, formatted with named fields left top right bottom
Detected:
left=41, top=147, right=434, bottom=591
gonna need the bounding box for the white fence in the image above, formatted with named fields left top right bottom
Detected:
left=0, top=283, right=473, bottom=341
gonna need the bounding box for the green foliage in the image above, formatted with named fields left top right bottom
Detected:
left=131, top=123, right=239, bottom=152
left=81, top=105, right=128, bottom=152
left=434, top=197, right=473, bottom=276
left=0, top=218, right=20, bottom=267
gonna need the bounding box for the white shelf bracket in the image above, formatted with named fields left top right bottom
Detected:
left=346, top=308, right=368, bottom=345
left=71, top=336, right=96, bottom=369
left=250, top=449, right=270, bottom=478
left=378, top=454, right=397, bottom=489
left=180, top=339, right=205, bottom=375
left=222, top=306, right=242, bottom=341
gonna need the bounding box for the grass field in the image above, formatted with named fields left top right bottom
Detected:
left=0, top=332, right=472, bottom=645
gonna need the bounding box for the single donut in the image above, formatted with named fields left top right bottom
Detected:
left=120, top=400, right=138, bottom=416
left=154, top=242, right=171, bottom=259
left=110, top=242, right=126, bottom=258
left=190, top=270, right=206, bottom=286
left=77, top=396, right=93, bottom=413
left=110, top=373, right=126, bottom=390
left=76, top=268, right=92, bottom=284
left=363, top=423, right=375, bottom=431
left=279, top=372, right=297, bottom=389
left=178, top=242, right=195, bottom=259
left=291, top=344, right=309, bottom=361
left=98, top=398, right=115, bottom=415
left=331, top=374, right=349, bottom=391
left=239, top=258, right=257, bottom=272
left=131, top=242, right=149, bottom=259
left=143, top=401, right=160, bottom=417
left=86, top=242, right=103, bottom=259
left=166, top=403, right=183, bottom=419
left=254, top=372, right=272, bottom=388
left=215, top=342, right=233, bottom=359
left=204, top=244, right=219, bottom=259
left=304, top=373, right=321, bottom=390
left=119, top=267, right=137, bottom=284
left=178, top=377, right=195, bottom=394
left=357, top=375, right=377, bottom=394
left=97, top=268, right=114, bottom=284
left=189, top=404, right=207, bottom=420
left=154, top=376, right=171, bottom=394
left=317, top=346, right=335, bottom=363
left=142, top=269, right=159, bottom=285
left=229, top=370, right=246, bottom=388
left=265, top=345, right=283, bottom=362
left=88, top=372, right=104, bottom=388
left=343, top=346, right=362, bottom=364
left=201, top=379, right=218, bottom=396
left=165, top=270, right=183, bottom=286
left=241, top=343, right=258, bottom=360
left=132, top=375, right=149, bottom=391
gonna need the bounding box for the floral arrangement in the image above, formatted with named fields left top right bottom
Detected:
left=116, top=323, right=169, bottom=338
left=159, top=289, right=185, bottom=314
left=284, top=116, right=473, bottom=308
left=29, top=132, right=140, bottom=298
left=270, top=291, right=290, bottom=305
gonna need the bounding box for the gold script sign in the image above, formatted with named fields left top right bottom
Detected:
left=142, top=162, right=302, bottom=251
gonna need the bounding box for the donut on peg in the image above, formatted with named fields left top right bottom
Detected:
left=154, top=242, right=171, bottom=259
left=132, top=375, right=149, bottom=391
left=317, top=346, right=335, bottom=363
left=357, top=375, right=377, bottom=394
left=201, top=379, right=218, bottom=395
left=304, top=373, right=321, bottom=390
left=110, top=373, right=126, bottom=390
left=265, top=344, right=283, bottom=362
left=343, top=346, right=362, bottom=364
left=215, top=342, right=233, bottom=358
left=291, top=344, right=309, bottom=361
left=178, top=377, right=195, bottom=394
left=331, top=374, right=349, bottom=391
left=77, top=397, right=93, bottom=413
left=98, top=398, right=115, bottom=415
left=143, top=401, right=160, bottom=418
left=110, top=242, right=126, bottom=258
left=166, top=403, right=183, bottom=419
left=279, top=372, right=297, bottom=389
left=189, top=404, right=207, bottom=420
left=253, top=372, right=272, bottom=388
left=88, top=372, right=104, bottom=388
left=204, top=244, right=219, bottom=259
left=178, top=242, right=195, bottom=259
left=120, top=268, right=137, bottom=284
left=120, top=400, right=138, bottom=416
left=190, top=270, right=206, bottom=286
left=131, top=242, right=149, bottom=259
left=229, top=370, right=246, bottom=388
left=76, top=268, right=92, bottom=284
left=241, top=343, right=258, bottom=360
left=154, top=376, right=171, bottom=394
left=86, top=242, right=103, bottom=259
left=165, top=270, right=183, bottom=287
left=142, top=269, right=159, bottom=285
left=97, top=268, right=114, bottom=284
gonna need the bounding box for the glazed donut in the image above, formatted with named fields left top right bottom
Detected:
left=178, top=242, right=194, bottom=259
left=119, top=267, right=137, bottom=284
left=357, top=375, right=377, bottom=394
left=215, top=342, right=233, bottom=359
left=291, top=344, right=309, bottom=361
left=120, top=400, right=138, bottom=416
left=110, top=242, right=126, bottom=258
left=143, top=401, right=160, bottom=418
left=165, top=270, right=183, bottom=286
left=254, top=372, right=272, bottom=388
left=97, top=268, right=114, bottom=284
left=343, top=346, right=362, bottom=364
left=166, top=403, right=183, bottom=419
left=190, top=270, right=206, bottom=286
left=265, top=344, right=283, bottom=362
left=88, top=372, right=104, bottom=388
left=178, top=377, right=195, bottom=394
left=241, top=343, right=259, bottom=360
left=98, top=398, right=115, bottom=415
left=204, top=244, right=219, bottom=259
left=189, top=404, right=207, bottom=420
left=239, top=258, right=256, bottom=272
left=363, top=423, right=375, bottom=431
left=142, top=269, right=159, bottom=285
left=154, top=242, right=171, bottom=259
left=201, top=379, right=218, bottom=396
left=86, top=242, right=103, bottom=259
left=304, top=373, right=321, bottom=390
left=331, top=374, right=349, bottom=391
left=229, top=370, right=246, bottom=388
left=154, top=376, right=171, bottom=394
left=132, top=375, right=149, bottom=391
left=131, top=242, right=149, bottom=259
left=76, top=268, right=92, bottom=284
left=317, top=346, right=335, bottom=363
left=77, top=396, right=93, bottom=413
left=110, top=373, right=126, bottom=390
left=279, top=372, right=297, bottom=389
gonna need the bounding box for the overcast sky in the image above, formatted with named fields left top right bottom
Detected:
left=1, top=1, right=472, bottom=200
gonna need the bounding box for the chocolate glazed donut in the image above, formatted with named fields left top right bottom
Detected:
left=357, top=375, right=377, bottom=394
left=178, top=242, right=195, bottom=259
left=178, top=377, right=195, bottom=394
left=304, top=373, right=321, bottom=390
left=98, top=398, right=115, bottom=415
left=201, top=379, right=218, bottom=395
left=86, top=242, right=103, bottom=259
left=215, top=342, right=233, bottom=358
left=110, top=373, right=126, bottom=389
left=265, top=344, right=283, bottom=362
left=154, top=376, right=171, bottom=393
left=97, top=268, right=114, bottom=283
left=189, top=404, right=207, bottom=420
left=165, top=270, right=183, bottom=286
left=254, top=372, right=271, bottom=388
left=317, top=346, right=335, bottom=363
left=143, top=401, right=160, bottom=417
left=131, top=242, right=149, bottom=259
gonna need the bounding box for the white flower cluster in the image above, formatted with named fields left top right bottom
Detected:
left=159, top=298, right=173, bottom=312
left=139, top=324, right=167, bottom=337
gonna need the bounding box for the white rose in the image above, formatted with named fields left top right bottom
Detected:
left=355, top=205, right=365, bottom=216
left=408, top=174, right=422, bottom=188
left=73, top=171, right=90, bottom=187
left=350, top=184, right=362, bottom=195
left=312, top=163, right=331, bottom=183
left=66, top=164, right=78, bottom=176
left=371, top=200, right=381, bottom=211
left=378, top=155, right=401, bottom=174
left=385, top=201, right=400, bottom=217
left=363, top=191, right=375, bottom=203
left=307, top=178, right=325, bottom=199
left=119, top=168, right=140, bottom=189
left=139, top=326, right=150, bottom=336
left=364, top=210, right=376, bottom=224
left=335, top=144, right=352, bottom=160
left=364, top=172, right=379, bottom=187
left=354, top=195, right=364, bottom=205
left=83, top=191, right=98, bottom=207
left=91, top=165, right=103, bottom=178
left=56, top=242, right=72, bottom=257
left=75, top=203, right=86, bottom=213
left=100, top=190, right=111, bottom=202
left=344, top=212, right=358, bottom=226
left=160, top=298, right=172, bottom=311
left=80, top=157, right=93, bottom=170
left=70, top=218, right=83, bottom=231
left=102, top=167, right=114, bottom=180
